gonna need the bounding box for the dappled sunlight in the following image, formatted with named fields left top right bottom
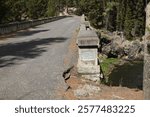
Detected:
left=0, top=37, right=68, bottom=68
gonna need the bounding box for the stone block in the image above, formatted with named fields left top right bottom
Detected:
left=77, top=62, right=100, bottom=74
left=77, top=30, right=99, bottom=47
left=77, top=62, right=100, bottom=82
left=82, top=74, right=100, bottom=82
left=79, top=48, right=98, bottom=65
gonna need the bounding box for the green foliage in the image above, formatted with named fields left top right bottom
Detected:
left=116, top=0, right=126, bottom=31
left=124, top=0, right=134, bottom=40
left=0, top=0, right=79, bottom=23
left=100, top=58, right=120, bottom=76
left=26, top=0, right=48, bottom=19
left=104, top=1, right=118, bottom=31
left=0, top=0, right=148, bottom=40
left=76, top=0, right=104, bottom=28
left=5, top=0, right=27, bottom=21
left=0, top=0, right=8, bottom=23
left=47, top=0, right=56, bottom=16
left=0, top=0, right=49, bottom=22
left=76, top=0, right=147, bottom=40
left=123, top=0, right=145, bottom=40
left=133, top=0, right=145, bottom=37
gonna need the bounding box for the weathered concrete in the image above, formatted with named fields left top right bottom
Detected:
left=79, top=49, right=97, bottom=64
left=80, top=14, right=86, bottom=24
left=77, top=15, right=100, bottom=82
left=77, top=30, right=99, bottom=47
left=0, top=16, right=66, bottom=35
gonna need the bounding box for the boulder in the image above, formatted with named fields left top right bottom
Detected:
left=109, top=41, right=124, bottom=58
left=101, top=37, right=124, bottom=58
left=101, top=44, right=111, bottom=56
left=101, top=36, right=144, bottom=60
left=127, top=40, right=142, bottom=60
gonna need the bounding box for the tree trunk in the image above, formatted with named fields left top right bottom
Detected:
left=144, top=2, right=150, bottom=99
left=144, top=39, right=150, bottom=99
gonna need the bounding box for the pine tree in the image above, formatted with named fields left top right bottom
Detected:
left=104, top=1, right=118, bottom=31
left=26, top=0, right=48, bottom=19
left=0, top=0, right=7, bottom=23
left=8, top=0, right=27, bottom=21
left=116, top=0, right=126, bottom=31
left=47, top=0, right=58, bottom=16
left=124, top=0, right=135, bottom=40
left=133, top=0, right=145, bottom=37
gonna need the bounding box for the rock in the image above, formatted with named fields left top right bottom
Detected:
left=82, top=84, right=101, bottom=94
left=128, top=40, right=142, bottom=60
left=102, top=44, right=111, bottom=56
left=63, top=66, right=73, bottom=80
left=121, top=40, right=131, bottom=54
left=63, top=72, right=71, bottom=80
left=110, top=42, right=124, bottom=58
left=82, top=74, right=100, bottom=82
left=101, top=36, right=125, bottom=58
left=101, top=36, right=144, bottom=60
left=112, top=37, right=123, bottom=45
left=137, top=51, right=144, bottom=60
left=74, top=89, right=89, bottom=97
left=112, top=95, right=124, bottom=100
left=100, top=38, right=111, bottom=45
left=74, top=84, right=101, bottom=98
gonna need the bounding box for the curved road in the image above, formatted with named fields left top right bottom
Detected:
left=0, top=16, right=80, bottom=99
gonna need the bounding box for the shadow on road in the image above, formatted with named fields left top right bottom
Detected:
left=0, top=37, right=67, bottom=68
left=15, top=29, right=49, bottom=37
left=0, top=29, right=50, bottom=41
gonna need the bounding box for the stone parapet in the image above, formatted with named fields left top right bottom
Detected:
left=77, top=30, right=99, bottom=47
left=77, top=15, right=100, bottom=82
left=0, top=16, right=66, bottom=35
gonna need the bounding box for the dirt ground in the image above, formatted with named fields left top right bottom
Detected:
left=63, top=70, right=144, bottom=100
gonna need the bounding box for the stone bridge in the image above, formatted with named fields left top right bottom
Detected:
left=0, top=16, right=80, bottom=99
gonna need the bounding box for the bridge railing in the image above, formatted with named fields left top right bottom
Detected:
left=0, top=16, right=66, bottom=35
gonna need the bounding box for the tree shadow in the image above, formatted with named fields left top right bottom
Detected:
left=0, top=37, right=67, bottom=68
left=15, top=29, right=49, bottom=37
left=107, top=61, right=143, bottom=90
left=0, top=29, right=50, bottom=41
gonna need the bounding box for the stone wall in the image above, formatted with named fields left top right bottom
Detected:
left=0, top=16, right=66, bottom=35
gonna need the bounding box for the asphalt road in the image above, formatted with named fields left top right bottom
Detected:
left=0, top=16, right=80, bottom=100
